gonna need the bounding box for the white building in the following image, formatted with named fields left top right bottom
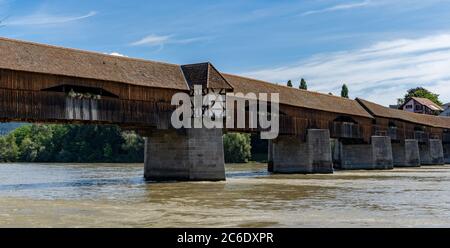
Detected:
left=399, top=97, right=444, bottom=115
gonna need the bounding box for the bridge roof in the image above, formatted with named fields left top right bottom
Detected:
left=0, top=37, right=189, bottom=90
left=357, top=98, right=450, bottom=129
left=223, top=73, right=374, bottom=119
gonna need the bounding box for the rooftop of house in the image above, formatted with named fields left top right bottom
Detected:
left=401, top=97, right=444, bottom=111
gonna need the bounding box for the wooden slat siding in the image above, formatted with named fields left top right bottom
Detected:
left=373, top=116, right=445, bottom=143
left=0, top=69, right=180, bottom=103
left=0, top=88, right=174, bottom=126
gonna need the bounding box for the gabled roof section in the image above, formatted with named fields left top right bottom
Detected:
left=400, top=97, right=444, bottom=111
left=0, top=37, right=189, bottom=90
left=222, top=73, right=373, bottom=119
left=357, top=98, right=450, bottom=129
left=181, top=62, right=233, bottom=90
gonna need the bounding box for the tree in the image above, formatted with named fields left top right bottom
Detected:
left=0, top=124, right=145, bottom=163
left=299, top=78, right=307, bottom=90
left=223, top=133, right=251, bottom=163
left=0, top=134, right=19, bottom=162
left=397, top=87, right=443, bottom=106
left=287, top=80, right=293, bottom=87
left=341, top=84, right=349, bottom=98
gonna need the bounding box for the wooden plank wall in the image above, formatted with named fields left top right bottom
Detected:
left=1, top=68, right=443, bottom=141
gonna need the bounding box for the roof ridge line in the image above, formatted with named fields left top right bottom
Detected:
left=0, top=36, right=180, bottom=67
left=223, top=73, right=357, bottom=101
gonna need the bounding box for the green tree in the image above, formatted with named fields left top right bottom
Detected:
left=299, top=78, right=307, bottom=90
left=287, top=80, right=293, bottom=87
left=341, top=84, right=349, bottom=98
left=397, top=87, right=443, bottom=106
left=1, top=124, right=145, bottom=163
left=223, top=133, right=251, bottom=163
left=0, top=134, right=19, bottom=162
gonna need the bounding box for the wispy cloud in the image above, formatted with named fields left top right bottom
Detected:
left=241, top=33, right=450, bottom=105
left=130, top=34, right=172, bottom=46
left=4, top=11, right=97, bottom=26
left=301, top=0, right=372, bottom=16
left=131, top=34, right=211, bottom=48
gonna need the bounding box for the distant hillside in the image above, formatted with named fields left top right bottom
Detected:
left=0, top=123, right=26, bottom=136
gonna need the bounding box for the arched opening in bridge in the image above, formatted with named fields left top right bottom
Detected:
left=331, top=116, right=361, bottom=141
left=41, top=85, right=120, bottom=122
left=334, top=116, right=357, bottom=123
left=41, top=85, right=119, bottom=98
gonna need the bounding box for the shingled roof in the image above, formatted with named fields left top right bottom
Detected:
left=223, top=73, right=373, bottom=119
left=0, top=37, right=189, bottom=90
left=357, top=98, right=450, bottom=129
left=181, top=63, right=233, bottom=90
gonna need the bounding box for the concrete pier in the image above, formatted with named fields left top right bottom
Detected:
left=144, top=128, right=226, bottom=181
left=419, top=139, right=445, bottom=165
left=338, top=136, right=393, bottom=170
left=445, top=143, right=450, bottom=164
left=392, top=140, right=421, bottom=167
left=268, top=140, right=274, bottom=172
left=270, top=129, right=333, bottom=174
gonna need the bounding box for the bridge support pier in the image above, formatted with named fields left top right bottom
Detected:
left=338, top=136, right=393, bottom=170
left=392, top=140, right=421, bottom=167
left=144, top=128, right=226, bottom=181
left=419, top=139, right=445, bottom=165
left=444, top=143, right=450, bottom=164
left=268, top=140, right=274, bottom=172
left=270, top=129, right=333, bottom=174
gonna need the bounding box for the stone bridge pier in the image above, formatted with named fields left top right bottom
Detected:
left=335, top=136, right=393, bottom=170
left=445, top=143, right=450, bottom=164
left=419, top=139, right=445, bottom=165
left=268, top=129, right=333, bottom=174
left=392, top=139, right=421, bottom=167
left=143, top=128, right=226, bottom=181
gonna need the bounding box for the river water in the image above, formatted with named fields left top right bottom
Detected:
left=0, top=163, right=449, bottom=227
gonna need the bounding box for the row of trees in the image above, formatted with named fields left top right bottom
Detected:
left=0, top=124, right=253, bottom=164
left=286, top=78, right=308, bottom=90
left=286, top=79, right=349, bottom=98
left=0, top=124, right=144, bottom=163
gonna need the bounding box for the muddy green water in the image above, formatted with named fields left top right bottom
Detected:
left=0, top=163, right=449, bottom=227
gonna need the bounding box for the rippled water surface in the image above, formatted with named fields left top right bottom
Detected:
left=0, top=163, right=449, bottom=227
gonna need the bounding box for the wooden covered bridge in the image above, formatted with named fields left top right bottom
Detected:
left=0, top=37, right=449, bottom=181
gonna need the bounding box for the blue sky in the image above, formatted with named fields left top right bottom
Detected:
left=1, top=0, right=450, bottom=105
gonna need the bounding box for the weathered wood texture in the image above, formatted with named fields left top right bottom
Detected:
left=0, top=69, right=180, bottom=102
left=373, top=117, right=444, bottom=143
left=0, top=88, right=174, bottom=127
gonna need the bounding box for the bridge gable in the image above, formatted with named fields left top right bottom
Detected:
left=181, top=63, right=233, bottom=90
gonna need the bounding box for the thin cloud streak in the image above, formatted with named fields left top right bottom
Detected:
left=131, top=34, right=172, bottom=46
left=301, top=0, right=372, bottom=16
left=241, top=33, right=450, bottom=106
left=4, top=11, right=97, bottom=26
left=131, top=34, right=211, bottom=46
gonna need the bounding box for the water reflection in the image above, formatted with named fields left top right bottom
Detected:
left=0, top=163, right=449, bottom=227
